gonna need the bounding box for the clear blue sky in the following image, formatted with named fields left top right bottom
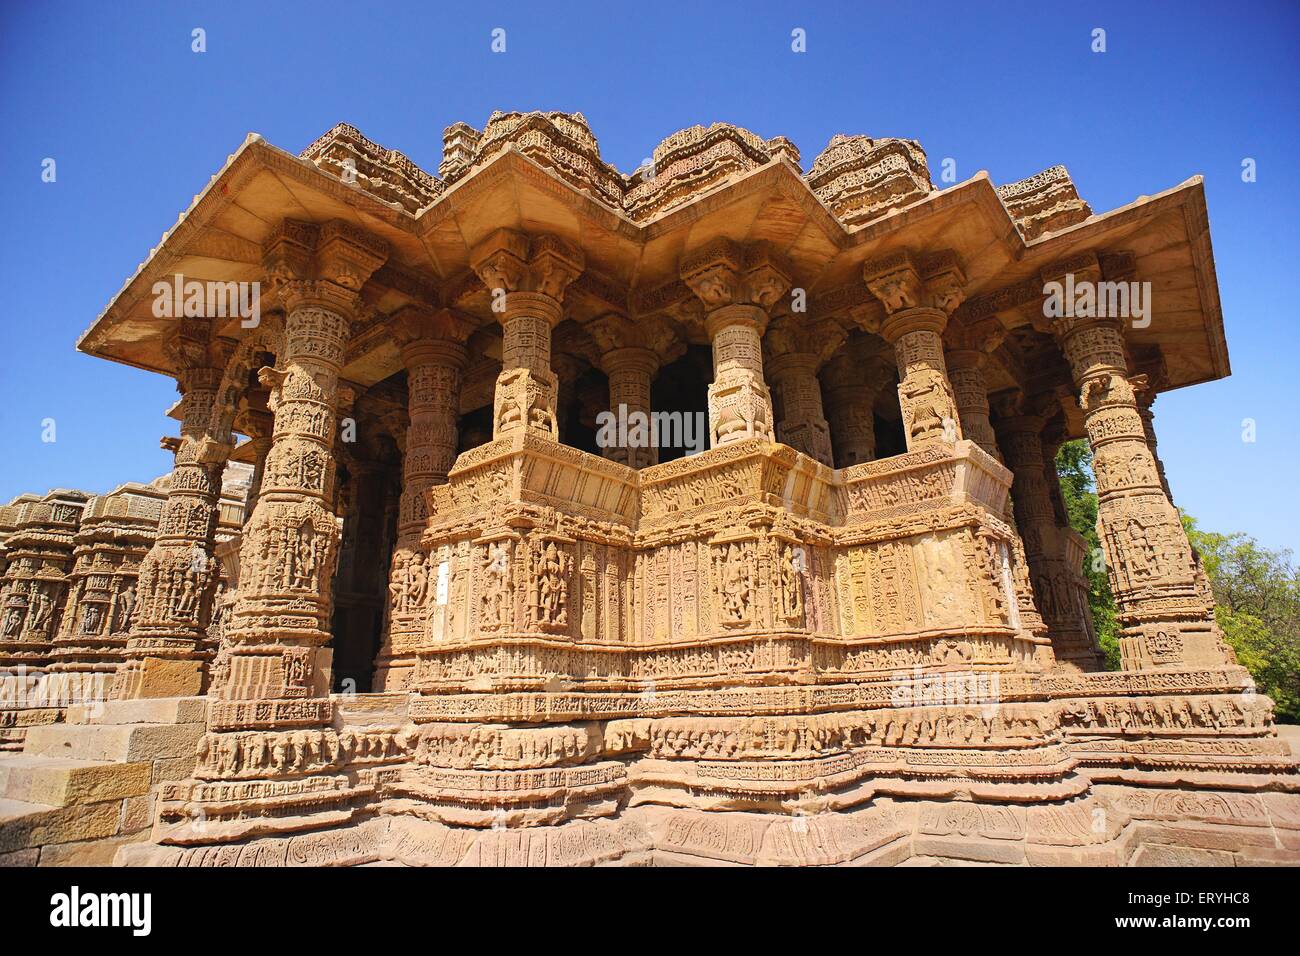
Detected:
left=1, top=1, right=1297, bottom=553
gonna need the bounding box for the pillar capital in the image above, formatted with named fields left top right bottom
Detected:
left=391, top=305, right=474, bottom=370
left=681, top=238, right=791, bottom=314
left=764, top=315, right=846, bottom=371
left=470, top=229, right=584, bottom=303
left=943, top=316, right=1006, bottom=369
left=262, top=218, right=389, bottom=317
left=703, top=303, right=769, bottom=338
left=601, top=345, right=662, bottom=380
left=862, top=248, right=967, bottom=320
left=587, top=311, right=681, bottom=372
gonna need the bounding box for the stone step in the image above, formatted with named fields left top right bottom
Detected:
left=0, top=796, right=122, bottom=853
left=22, top=721, right=204, bottom=764
left=0, top=753, right=150, bottom=807
left=65, top=696, right=208, bottom=727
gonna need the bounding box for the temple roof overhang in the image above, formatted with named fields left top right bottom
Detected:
left=77, top=117, right=1228, bottom=397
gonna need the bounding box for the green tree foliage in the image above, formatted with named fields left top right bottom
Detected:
left=1054, top=440, right=1120, bottom=669
left=1183, top=516, right=1300, bottom=722
left=1054, top=439, right=1300, bottom=721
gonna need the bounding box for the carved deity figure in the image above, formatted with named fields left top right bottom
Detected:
left=29, top=588, right=53, bottom=632
left=291, top=521, right=320, bottom=590
left=534, top=541, right=570, bottom=627
left=406, top=553, right=428, bottom=611
left=80, top=602, right=104, bottom=635
left=1124, top=517, right=1155, bottom=580
left=480, top=542, right=510, bottom=629
left=721, top=543, right=752, bottom=624
left=388, top=553, right=408, bottom=613
left=113, top=582, right=136, bottom=633
left=3, top=606, right=23, bottom=636
left=779, top=545, right=804, bottom=620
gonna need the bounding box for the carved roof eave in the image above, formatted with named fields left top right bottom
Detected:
left=956, top=176, right=1228, bottom=391
left=77, top=133, right=426, bottom=377
left=1024, top=175, right=1228, bottom=388
left=78, top=128, right=1226, bottom=396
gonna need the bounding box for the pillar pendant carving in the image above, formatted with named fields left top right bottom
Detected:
left=1052, top=313, right=1228, bottom=671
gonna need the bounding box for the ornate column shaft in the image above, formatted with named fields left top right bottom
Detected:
left=1047, top=258, right=1229, bottom=671
left=944, top=317, right=1006, bottom=460
left=114, top=355, right=230, bottom=699
left=587, top=311, right=680, bottom=468
left=1136, top=392, right=1174, bottom=501
left=375, top=307, right=470, bottom=691
left=767, top=352, right=832, bottom=464
left=194, top=220, right=388, bottom=801
left=238, top=411, right=275, bottom=525
left=994, top=398, right=1100, bottom=670
left=472, top=230, right=583, bottom=442
left=764, top=317, right=842, bottom=467
left=603, top=347, right=660, bottom=468
left=681, top=239, right=791, bottom=449
left=862, top=251, right=967, bottom=452
left=821, top=348, right=889, bottom=467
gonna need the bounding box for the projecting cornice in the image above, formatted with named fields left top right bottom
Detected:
left=77, top=116, right=1228, bottom=396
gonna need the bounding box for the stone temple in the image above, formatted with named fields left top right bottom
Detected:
left=1, top=111, right=1297, bottom=867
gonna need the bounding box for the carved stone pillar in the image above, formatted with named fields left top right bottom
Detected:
left=763, top=317, right=843, bottom=467
left=471, top=230, right=583, bottom=442
left=1042, top=416, right=1101, bottom=664
left=1046, top=257, right=1228, bottom=671
left=374, top=306, right=471, bottom=691
left=821, top=347, right=890, bottom=467
left=681, top=239, right=791, bottom=449
left=993, top=395, right=1100, bottom=670
left=198, top=220, right=387, bottom=795
left=862, top=251, right=967, bottom=451
left=114, top=356, right=231, bottom=700
left=236, top=409, right=275, bottom=525
left=588, top=312, right=680, bottom=469
left=602, top=347, right=660, bottom=468
left=944, top=317, right=1006, bottom=460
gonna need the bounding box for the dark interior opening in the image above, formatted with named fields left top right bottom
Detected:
left=651, top=344, right=712, bottom=464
